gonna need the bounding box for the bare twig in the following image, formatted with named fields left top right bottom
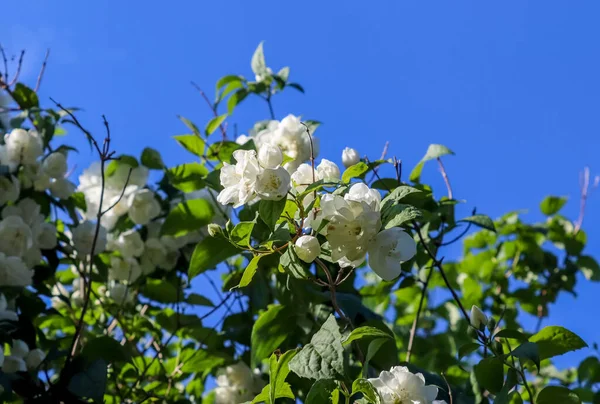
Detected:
left=441, top=372, right=453, bottom=404
left=574, top=167, right=593, bottom=234
left=101, top=167, right=132, bottom=215
left=0, top=45, right=8, bottom=81
left=190, top=81, right=227, bottom=139
left=367, top=141, right=390, bottom=184
left=315, top=258, right=349, bottom=324
left=8, top=50, right=25, bottom=87
left=35, top=49, right=51, bottom=92
left=437, top=157, right=453, bottom=199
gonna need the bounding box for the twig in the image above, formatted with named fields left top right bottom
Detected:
left=101, top=167, right=132, bottom=215
left=266, top=91, right=275, bottom=120
left=437, top=157, right=453, bottom=199
left=574, top=167, right=591, bottom=234
left=315, top=258, right=349, bottom=324
left=0, top=45, right=8, bottom=81
left=441, top=372, right=453, bottom=404
left=367, top=141, right=390, bottom=184
left=406, top=265, right=434, bottom=362
left=413, top=221, right=469, bottom=321
left=35, top=49, right=51, bottom=93
left=190, top=81, right=226, bottom=139
left=8, top=50, right=25, bottom=87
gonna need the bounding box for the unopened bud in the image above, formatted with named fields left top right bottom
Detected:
left=207, top=223, right=224, bottom=238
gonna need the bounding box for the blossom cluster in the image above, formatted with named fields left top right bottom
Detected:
left=218, top=115, right=417, bottom=281
left=213, top=362, right=265, bottom=404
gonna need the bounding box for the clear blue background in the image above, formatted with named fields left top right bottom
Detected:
left=2, top=1, right=599, bottom=369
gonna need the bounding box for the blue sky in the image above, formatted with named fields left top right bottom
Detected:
left=2, top=1, right=599, bottom=369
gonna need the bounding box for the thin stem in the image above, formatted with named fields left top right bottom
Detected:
left=266, top=91, right=275, bottom=120
left=190, top=81, right=227, bottom=139
left=35, top=49, right=51, bottom=93
left=437, top=157, right=453, bottom=199
left=7, top=50, right=25, bottom=86
left=315, top=258, right=349, bottom=324
left=406, top=266, right=434, bottom=362
left=574, top=167, right=590, bottom=234
left=413, top=221, right=470, bottom=321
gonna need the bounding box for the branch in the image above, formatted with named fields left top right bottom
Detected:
left=406, top=265, right=434, bottom=362
left=437, top=157, right=453, bottom=200
left=574, top=166, right=594, bottom=234
left=190, top=81, right=227, bottom=139
left=35, top=49, right=51, bottom=92
left=8, top=50, right=25, bottom=87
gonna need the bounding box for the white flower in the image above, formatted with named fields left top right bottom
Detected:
left=35, top=222, right=57, bottom=250
left=318, top=184, right=382, bottom=267
left=344, top=183, right=381, bottom=211
left=107, top=282, right=134, bottom=305
left=342, top=147, right=360, bottom=168
left=368, top=366, right=445, bottom=404
left=1, top=198, right=41, bottom=226
left=217, top=150, right=261, bottom=207
left=0, top=294, right=18, bottom=322
left=4, top=128, right=43, bottom=166
left=72, top=221, right=107, bottom=256
left=294, top=235, right=321, bottom=263
left=42, top=152, right=68, bottom=179
left=0, top=175, right=19, bottom=206
left=128, top=189, right=161, bottom=225
left=110, top=230, right=144, bottom=259
left=367, top=228, right=417, bottom=281
left=235, top=134, right=250, bottom=145
left=108, top=164, right=149, bottom=189
left=255, top=167, right=290, bottom=201
left=3, top=355, right=26, bottom=373
left=470, top=305, right=488, bottom=330
left=22, top=246, right=42, bottom=269
left=140, top=238, right=166, bottom=275
left=110, top=256, right=142, bottom=283
left=290, top=163, right=315, bottom=193
left=214, top=362, right=262, bottom=404
left=0, top=216, right=33, bottom=257
left=257, top=142, right=283, bottom=169
left=49, top=178, right=76, bottom=200
left=11, top=340, right=29, bottom=358
left=25, top=349, right=45, bottom=370
left=316, top=159, right=340, bottom=182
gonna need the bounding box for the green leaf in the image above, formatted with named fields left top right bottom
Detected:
left=82, top=336, right=130, bottom=364
left=174, top=134, right=206, bottom=157
left=495, top=329, right=528, bottom=341
left=380, top=185, right=423, bottom=210
left=205, top=114, right=227, bottom=137
left=578, top=255, right=600, bottom=281
left=67, top=359, right=107, bottom=403
left=141, top=279, right=181, bottom=303
left=382, top=204, right=421, bottom=229
left=459, top=214, right=496, bottom=232
left=420, top=144, right=455, bottom=163
left=280, top=246, right=311, bottom=279
left=188, top=236, right=240, bottom=279
left=252, top=350, right=297, bottom=404
left=458, top=342, right=481, bottom=361
left=230, top=221, right=255, bottom=247
left=216, top=75, right=244, bottom=92
left=178, top=115, right=201, bottom=135
left=409, top=162, right=424, bottom=183
left=289, top=315, right=345, bottom=380
left=227, top=89, right=249, bottom=115
left=363, top=338, right=388, bottom=377
left=540, top=196, right=568, bottom=216
left=287, top=83, right=305, bottom=93
left=510, top=342, right=541, bottom=371
left=529, top=326, right=588, bottom=361
left=352, top=379, right=381, bottom=404
left=186, top=293, right=214, bottom=307
left=217, top=80, right=245, bottom=103
left=251, top=305, right=294, bottom=367
left=141, top=147, right=164, bottom=169
left=474, top=356, right=504, bottom=394
left=305, top=379, right=338, bottom=403
left=251, top=41, right=267, bottom=75
left=179, top=350, right=228, bottom=374
left=239, top=255, right=263, bottom=288
left=13, top=83, right=39, bottom=109
left=259, top=199, right=287, bottom=230
left=167, top=162, right=209, bottom=192
left=342, top=162, right=369, bottom=183
left=162, top=199, right=214, bottom=237
left=342, top=326, right=393, bottom=346
left=537, top=386, right=581, bottom=404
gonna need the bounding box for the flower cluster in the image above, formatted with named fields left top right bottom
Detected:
left=214, top=362, right=265, bottom=404
left=217, top=149, right=290, bottom=207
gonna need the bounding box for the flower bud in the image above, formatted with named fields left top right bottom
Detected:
left=316, top=159, right=340, bottom=182
left=207, top=223, right=224, bottom=238
left=25, top=349, right=45, bottom=370
left=294, top=235, right=321, bottom=263
left=258, top=143, right=283, bottom=169
left=42, top=152, right=68, bottom=179
left=470, top=305, right=488, bottom=330
left=341, top=147, right=360, bottom=168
